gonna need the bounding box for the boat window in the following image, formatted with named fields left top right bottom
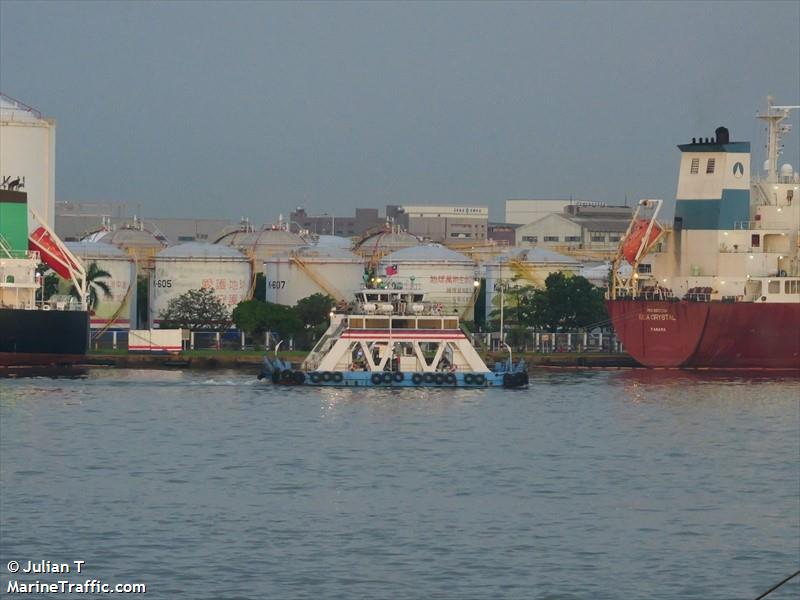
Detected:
left=690, top=158, right=700, bottom=174
left=443, top=318, right=459, bottom=329
left=706, top=158, right=715, bottom=174
left=5, top=275, right=14, bottom=283
left=768, top=281, right=780, bottom=294
left=751, top=234, right=760, bottom=248
left=365, top=318, right=390, bottom=329
left=784, top=280, right=799, bottom=295
left=349, top=317, right=364, bottom=329
left=392, top=318, right=416, bottom=329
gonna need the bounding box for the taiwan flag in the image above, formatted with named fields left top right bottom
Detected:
left=385, top=264, right=399, bottom=276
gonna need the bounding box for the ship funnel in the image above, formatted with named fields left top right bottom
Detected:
left=715, top=127, right=730, bottom=144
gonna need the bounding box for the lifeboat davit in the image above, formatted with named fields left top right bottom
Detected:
left=622, top=219, right=663, bottom=265
left=29, top=226, right=82, bottom=279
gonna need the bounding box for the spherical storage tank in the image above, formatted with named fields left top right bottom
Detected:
left=65, top=242, right=137, bottom=330
left=93, top=227, right=167, bottom=272
left=215, top=227, right=307, bottom=264
left=378, top=244, right=477, bottom=318
left=484, top=247, right=581, bottom=310
left=0, top=94, right=56, bottom=230
left=264, top=246, right=365, bottom=306
left=150, top=243, right=252, bottom=328
left=354, top=229, right=420, bottom=261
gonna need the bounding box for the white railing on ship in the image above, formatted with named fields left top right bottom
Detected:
left=733, top=220, right=793, bottom=231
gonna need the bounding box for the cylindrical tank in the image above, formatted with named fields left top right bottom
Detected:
left=0, top=94, right=56, bottom=230
left=264, top=246, right=365, bottom=305
left=215, top=226, right=307, bottom=264
left=64, top=242, right=137, bottom=329
left=150, top=243, right=252, bottom=328
left=378, top=244, right=477, bottom=318
left=484, top=247, right=582, bottom=310
left=93, top=226, right=167, bottom=272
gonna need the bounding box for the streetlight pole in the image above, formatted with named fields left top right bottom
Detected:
left=499, top=283, right=505, bottom=345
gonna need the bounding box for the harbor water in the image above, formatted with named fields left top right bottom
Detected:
left=1, top=369, right=798, bottom=599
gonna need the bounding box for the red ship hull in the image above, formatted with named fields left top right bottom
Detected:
left=607, top=300, right=800, bottom=370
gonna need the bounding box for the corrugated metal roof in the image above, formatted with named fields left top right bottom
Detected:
left=158, top=242, right=246, bottom=259
left=382, top=243, right=473, bottom=263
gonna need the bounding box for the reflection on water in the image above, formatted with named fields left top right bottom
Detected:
left=0, top=368, right=798, bottom=600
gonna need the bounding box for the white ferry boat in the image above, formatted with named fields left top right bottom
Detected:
left=260, top=287, right=528, bottom=388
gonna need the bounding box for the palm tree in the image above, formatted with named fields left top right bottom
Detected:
left=70, top=262, right=113, bottom=312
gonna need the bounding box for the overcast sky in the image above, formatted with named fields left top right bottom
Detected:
left=1, top=1, right=798, bottom=222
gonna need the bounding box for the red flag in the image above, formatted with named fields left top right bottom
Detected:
left=385, top=264, right=398, bottom=276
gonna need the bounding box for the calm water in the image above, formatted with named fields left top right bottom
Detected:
left=1, top=369, right=798, bottom=599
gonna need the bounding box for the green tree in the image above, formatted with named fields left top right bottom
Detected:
left=294, top=293, right=335, bottom=328
left=69, top=262, right=113, bottom=311
left=523, top=273, right=607, bottom=330
left=35, top=264, right=60, bottom=302
left=159, top=288, right=231, bottom=331
left=231, top=299, right=302, bottom=339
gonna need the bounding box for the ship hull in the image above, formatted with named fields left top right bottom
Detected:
left=608, top=300, right=800, bottom=369
left=0, top=309, right=89, bottom=366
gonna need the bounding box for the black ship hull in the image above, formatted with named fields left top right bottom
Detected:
left=0, top=309, right=89, bottom=366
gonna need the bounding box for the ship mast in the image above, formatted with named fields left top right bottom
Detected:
left=757, top=96, right=799, bottom=182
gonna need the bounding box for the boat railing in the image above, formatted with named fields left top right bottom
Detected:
left=733, top=220, right=793, bottom=231
left=303, top=320, right=347, bottom=370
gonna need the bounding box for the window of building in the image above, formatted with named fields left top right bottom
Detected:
left=590, top=234, right=605, bottom=242
left=565, top=236, right=581, bottom=242
left=522, top=235, right=537, bottom=243
left=543, top=236, right=559, bottom=242
left=690, top=158, right=700, bottom=174
left=706, top=158, right=715, bottom=174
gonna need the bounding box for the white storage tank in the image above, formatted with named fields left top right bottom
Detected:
left=0, top=94, right=56, bottom=230
left=150, top=243, right=252, bottom=328
left=215, top=226, right=307, bottom=264
left=378, top=244, right=478, bottom=318
left=264, top=246, right=365, bottom=306
left=484, top=247, right=582, bottom=310
left=64, top=242, right=137, bottom=330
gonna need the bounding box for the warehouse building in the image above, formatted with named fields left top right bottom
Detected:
left=386, top=205, right=488, bottom=242
left=515, top=205, right=632, bottom=253
left=289, top=207, right=383, bottom=237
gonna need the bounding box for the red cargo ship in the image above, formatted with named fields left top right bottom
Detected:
left=608, top=97, right=800, bottom=370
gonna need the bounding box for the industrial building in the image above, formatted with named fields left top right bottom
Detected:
left=386, top=205, right=488, bottom=242
left=515, top=204, right=633, bottom=256
left=55, top=201, right=232, bottom=244
left=505, top=199, right=576, bottom=226
left=289, top=207, right=383, bottom=237
left=0, top=94, right=56, bottom=230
